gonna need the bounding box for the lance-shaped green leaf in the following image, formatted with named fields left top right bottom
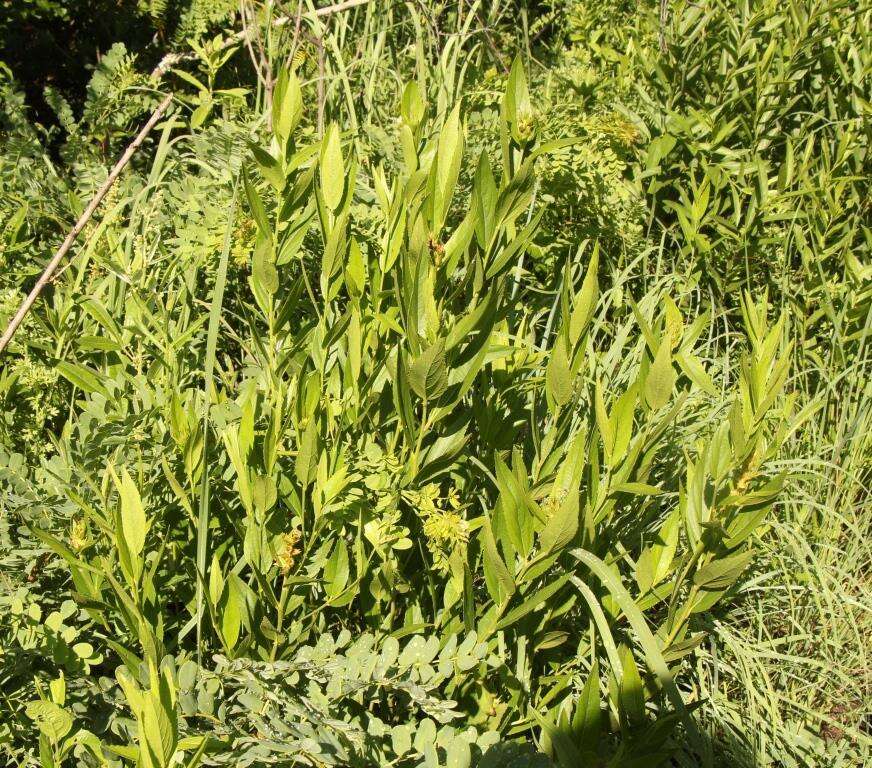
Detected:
left=495, top=574, right=569, bottom=630
left=325, top=540, right=350, bottom=600
left=693, top=549, right=755, bottom=590
left=110, top=468, right=148, bottom=572
left=472, top=150, right=497, bottom=248
left=252, top=233, right=278, bottom=298
left=221, top=573, right=245, bottom=650
left=618, top=645, right=646, bottom=726
left=481, top=515, right=515, bottom=608
left=55, top=360, right=109, bottom=397
left=320, top=123, right=345, bottom=211
left=546, top=339, right=573, bottom=408
left=142, top=661, right=178, bottom=768
left=539, top=491, right=579, bottom=555
left=502, top=54, right=533, bottom=144
left=429, top=103, right=464, bottom=234
left=272, top=68, right=302, bottom=145
left=295, top=419, right=319, bottom=489
left=249, top=142, right=285, bottom=190
left=645, top=336, right=676, bottom=410
left=345, top=237, right=366, bottom=298
left=243, top=167, right=271, bottom=238
left=400, top=80, right=425, bottom=128
left=569, top=548, right=707, bottom=759
left=569, top=246, right=599, bottom=347
left=572, top=660, right=601, bottom=755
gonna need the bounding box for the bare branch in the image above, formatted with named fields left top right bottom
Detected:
left=0, top=93, right=174, bottom=356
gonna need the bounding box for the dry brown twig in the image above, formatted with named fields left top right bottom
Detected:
left=0, top=93, right=174, bottom=356
left=151, top=0, right=373, bottom=78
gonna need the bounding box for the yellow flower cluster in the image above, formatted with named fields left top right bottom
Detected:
left=232, top=217, right=257, bottom=267
left=275, top=529, right=302, bottom=574
left=405, top=483, right=469, bottom=572
left=69, top=518, right=87, bottom=551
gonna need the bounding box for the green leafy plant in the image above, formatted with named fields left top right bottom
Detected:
left=1, top=2, right=867, bottom=767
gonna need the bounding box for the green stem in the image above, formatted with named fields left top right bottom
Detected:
left=270, top=574, right=290, bottom=662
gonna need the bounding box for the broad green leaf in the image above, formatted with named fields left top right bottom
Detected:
left=502, top=54, right=533, bottom=144
left=295, top=419, right=319, bottom=489
left=221, top=574, right=245, bottom=649
left=55, top=360, right=108, bottom=397
left=190, top=98, right=211, bottom=129
left=345, top=237, right=366, bottom=297
left=472, top=151, right=497, bottom=248
left=142, top=661, right=177, bottom=767
left=252, top=235, right=278, bottom=297
left=325, top=540, right=350, bottom=599
left=539, top=492, right=578, bottom=555
left=693, top=550, right=755, bottom=590
left=609, top=384, right=637, bottom=465
left=444, top=737, right=471, bottom=768
left=652, top=507, right=681, bottom=584
left=251, top=474, right=277, bottom=514
left=25, top=701, right=73, bottom=742
left=408, top=341, right=448, bottom=401
left=431, top=103, right=463, bottom=233
left=493, top=454, right=531, bottom=557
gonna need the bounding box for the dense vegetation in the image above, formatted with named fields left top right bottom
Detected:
left=0, top=2, right=868, bottom=766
